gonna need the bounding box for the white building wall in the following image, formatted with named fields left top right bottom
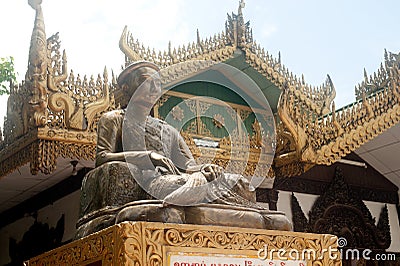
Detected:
left=276, top=190, right=400, bottom=253
left=36, top=190, right=80, bottom=242
left=276, top=190, right=319, bottom=224
left=364, top=201, right=400, bottom=253
left=0, top=190, right=80, bottom=265
left=0, top=216, right=35, bottom=264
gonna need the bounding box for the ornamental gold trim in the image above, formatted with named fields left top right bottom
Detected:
left=277, top=55, right=400, bottom=169
left=0, top=1, right=115, bottom=177
left=26, top=221, right=341, bottom=265
left=0, top=139, right=96, bottom=176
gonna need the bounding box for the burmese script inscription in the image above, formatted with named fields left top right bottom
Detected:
left=168, top=253, right=306, bottom=266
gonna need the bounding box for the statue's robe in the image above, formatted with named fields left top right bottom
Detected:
left=80, top=110, right=259, bottom=218
left=76, top=110, right=292, bottom=239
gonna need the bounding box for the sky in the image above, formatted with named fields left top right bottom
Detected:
left=1, top=0, right=400, bottom=127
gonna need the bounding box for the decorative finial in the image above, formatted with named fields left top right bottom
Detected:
left=28, top=0, right=42, bottom=10
left=26, top=0, right=48, bottom=129
left=364, top=68, right=368, bottom=81
left=239, top=0, right=245, bottom=13
left=119, top=26, right=142, bottom=64
left=196, top=29, right=201, bottom=44
left=384, top=49, right=388, bottom=62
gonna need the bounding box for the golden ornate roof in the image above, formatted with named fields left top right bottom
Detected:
left=276, top=50, right=400, bottom=175
left=0, top=0, right=399, bottom=180
left=0, top=2, right=116, bottom=177
left=118, top=1, right=400, bottom=177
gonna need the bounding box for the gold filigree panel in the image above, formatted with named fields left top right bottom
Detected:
left=156, top=90, right=276, bottom=178
left=26, top=222, right=341, bottom=266
left=0, top=139, right=96, bottom=176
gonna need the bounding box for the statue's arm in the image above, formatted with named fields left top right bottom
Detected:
left=95, top=112, right=152, bottom=168
left=172, top=129, right=202, bottom=173
left=174, top=132, right=223, bottom=180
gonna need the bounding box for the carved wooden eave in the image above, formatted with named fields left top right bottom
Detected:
left=0, top=1, right=116, bottom=177
left=277, top=51, right=400, bottom=173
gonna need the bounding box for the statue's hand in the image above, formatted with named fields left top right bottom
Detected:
left=200, top=164, right=223, bottom=182
left=186, top=172, right=208, bottom=187
left=150, top=152, right=179, bottom=174
left=162, top=172, right=207, bottom=206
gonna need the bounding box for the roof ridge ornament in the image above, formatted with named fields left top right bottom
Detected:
left=28, top=0, right=42, bottom=10
left=355, top=49, right=400, bottom=100
left=119, top=26, right=142, bottom=66
left=26, top=0, right=48, bottom=129
left=225, top=0, right=252, bottom=48
left=238, top=0, right=245, bottom=21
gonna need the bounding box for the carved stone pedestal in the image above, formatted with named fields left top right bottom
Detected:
left=26, top=221, right=341, bottom=265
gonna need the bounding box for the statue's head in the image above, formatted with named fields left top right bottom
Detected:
left=116, top=61, right=161, bottom=109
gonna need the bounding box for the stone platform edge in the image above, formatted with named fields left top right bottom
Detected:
left=25, top=221, right=341, bottom=265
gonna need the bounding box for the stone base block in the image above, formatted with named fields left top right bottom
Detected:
left=26, top=221, right=341, bottom=265
left=75, top=200, right=293, bottom=239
